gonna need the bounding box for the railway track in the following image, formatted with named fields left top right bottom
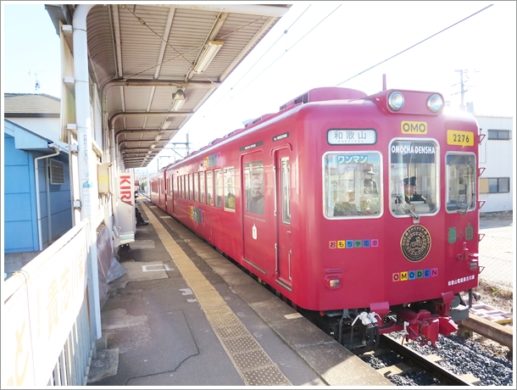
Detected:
left=358, top=311, right=513, bottom=387
left=360, top=334, right=480, bottom=386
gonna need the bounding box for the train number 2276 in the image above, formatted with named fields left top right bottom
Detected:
left=447, top=130, right=474, bottom=146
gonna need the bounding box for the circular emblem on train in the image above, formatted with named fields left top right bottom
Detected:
left=400, top=225, right=431, bottom=262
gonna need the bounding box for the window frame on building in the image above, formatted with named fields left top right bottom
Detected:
left=479, top=177, right=510, bottom=194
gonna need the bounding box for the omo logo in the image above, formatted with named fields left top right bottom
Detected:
left=401, top=121, right=428, bottom=135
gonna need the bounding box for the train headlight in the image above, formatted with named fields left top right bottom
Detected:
left=388, top=91, right=405, bottom=111
left=427, top=93, right=444, bottom=113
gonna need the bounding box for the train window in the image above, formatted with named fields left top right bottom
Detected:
left=390, top=139, right=438, bottom=216
left=215, top=169, right=224, bottom=207
left=199, top=171, right=206, bottom=204
left=206, top=171, right=214, bottom=206
left=281, top=158, right=291, bottom=223
left=446, top=153, right=476, bottom=213
left=191, top=174, right=195, bottom=200
left=224, top=167, right=236, bottom=211
left=244, top=161, right=264, bottom=215
left=323, top=152, right=382, bottom=218
left=194, top=172, right=199, bottom=202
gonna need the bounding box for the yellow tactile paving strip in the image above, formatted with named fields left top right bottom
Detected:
left=142, top=204, right=291, bottom=386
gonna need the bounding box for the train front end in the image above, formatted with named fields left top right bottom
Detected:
left=310, top=88, right=480, bottom=347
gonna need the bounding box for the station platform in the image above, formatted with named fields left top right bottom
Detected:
left=90, top=199, right=391, bottom=386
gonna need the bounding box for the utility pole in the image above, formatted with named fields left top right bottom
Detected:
left=455, top=69, right=467, bottom=110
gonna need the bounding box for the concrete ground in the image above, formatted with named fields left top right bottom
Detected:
left=89, top=201, right=391, bottom=386
left=478, top=211, right=514, bottom=290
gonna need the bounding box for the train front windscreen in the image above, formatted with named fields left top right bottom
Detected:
left=389, top=139, right=438, bottom=217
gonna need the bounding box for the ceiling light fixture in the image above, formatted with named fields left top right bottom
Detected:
left=161, top=120, right=171, bottom=130
left=172, top=89, right=185, bottom=111
left=193, top=40, right=224, bottom=73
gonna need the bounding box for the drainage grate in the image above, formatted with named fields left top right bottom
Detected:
left=242, top=365, right=291, bottom=386
left=232, top=349, right=274, bottom=371
left=222, top=336, right=262, bottom=355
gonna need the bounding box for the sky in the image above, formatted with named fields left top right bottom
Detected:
left=2, top=1, right=516, bottom=168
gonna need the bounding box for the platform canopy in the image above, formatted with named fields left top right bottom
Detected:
left=46, top=3, right=290, bottom=168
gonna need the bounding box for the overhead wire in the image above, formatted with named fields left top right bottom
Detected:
left=227, top=4, right=313, bottom=92
left=179, top=4, right=317, bottom=138
left=180, top=4, right=341, bottom=145
left=187, top=3, right=495, bottom=150
left=232, top=3, right=343, bottom=93
left=335, top=3, right=494, bottom=86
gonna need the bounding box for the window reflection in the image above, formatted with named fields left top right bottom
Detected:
left=446, top=153, right=476, bottom=212
left=215, top=169, right=223, bottom=208
left=244, top=162, right=264, bottom=215
left=206, top=171, right=213, bottom=205
left=390, top=140, right=438, bottom=216
left=323, top=152, right=382, bottom=218
left=224, top=167, right=236, bottom=211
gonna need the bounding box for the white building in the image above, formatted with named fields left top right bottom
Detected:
left=4, top=93, right=62, bottom=142
left=477, top=115, right=514, bottom=213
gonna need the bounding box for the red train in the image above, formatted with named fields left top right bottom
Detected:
left=150, top=86, right=480, bottom=347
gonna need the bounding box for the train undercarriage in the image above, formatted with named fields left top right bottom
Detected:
left=308, top=290, right=474, bottom=350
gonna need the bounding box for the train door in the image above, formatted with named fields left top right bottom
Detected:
left=274, top=148, right=292, bottom=289
left=242, top=153, right=271, bottom=275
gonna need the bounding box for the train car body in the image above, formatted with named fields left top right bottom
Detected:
left=150, top=170, right=167, bottom=211
left=150, top=87, right=480, bottom=347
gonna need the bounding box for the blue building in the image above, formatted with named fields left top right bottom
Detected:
left=4, top=119, right=72, bottom=254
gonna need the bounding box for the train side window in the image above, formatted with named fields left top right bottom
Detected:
left=215, top=169, right=224, bottom=208
left=281, top=157, right=291, bottom=223
left=185, top=173, right=188, bottom=200
left=323, top=152, right=382, bottom=219
left=194, top=172, right=199, bottom=202
left=244, top=161, right=264, bottom=215
left=199, top=171, right=206, bottom=204
left=206, top=170, right=214, bottom=206
left=446, top=153, right=476, bottom=213
left=390, top=139, right=438, bottom=216
left=224, top=167, right=236, bottom=211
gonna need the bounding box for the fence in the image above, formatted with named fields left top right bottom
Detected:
left=2, top=220, right=95, bottom=386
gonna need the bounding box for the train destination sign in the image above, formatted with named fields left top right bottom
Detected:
left=327, top=129, right=376, bottom=145
left=273, top=132, right=289, bottom=142
left=240, top=141, right=263, bottom=151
